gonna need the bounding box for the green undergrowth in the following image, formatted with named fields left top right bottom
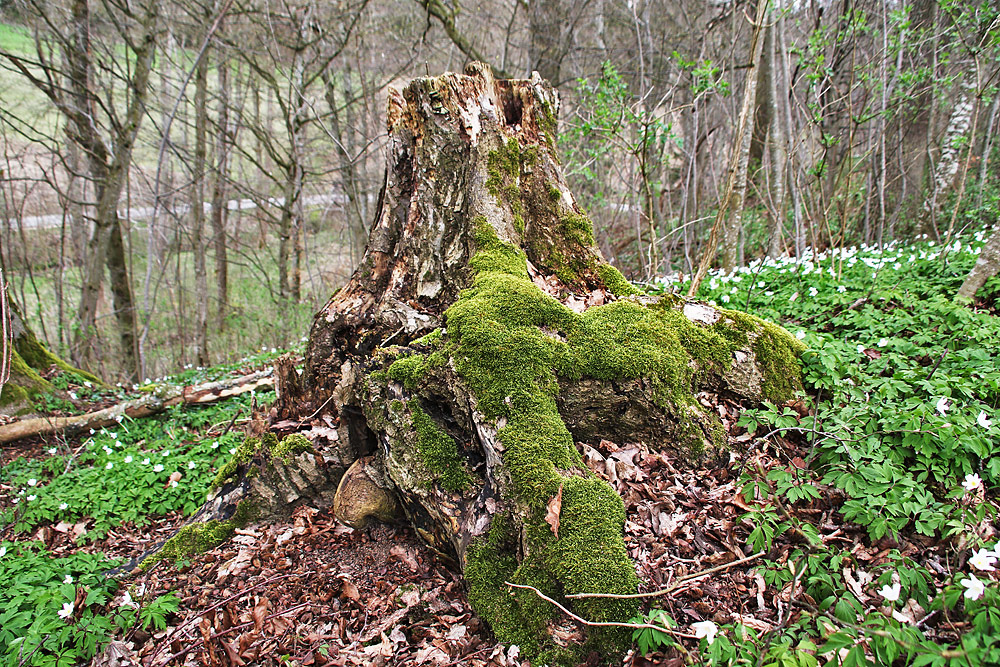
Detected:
left=627, top=232, right=1000, bottom=665
left=1, top=389, right=273, bottom=541
left=0, top=540, right=180, bottom=667
left=0, top=366, right=278, bottom=666
left=400, top=221, right=804, bottom=663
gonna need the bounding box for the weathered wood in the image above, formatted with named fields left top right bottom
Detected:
left=0, top=370, right=273, bottom=444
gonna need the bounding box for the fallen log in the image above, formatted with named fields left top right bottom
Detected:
left=0, top=369, right=274, bottom=445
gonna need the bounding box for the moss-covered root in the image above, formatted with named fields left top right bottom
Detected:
left=139, top=499, right=261, bottom=571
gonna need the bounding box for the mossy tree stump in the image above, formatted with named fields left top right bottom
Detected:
left=212, top=64, right=803, bottom=665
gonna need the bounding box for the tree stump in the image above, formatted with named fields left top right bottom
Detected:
left=189, top=63, right=805, bottom=665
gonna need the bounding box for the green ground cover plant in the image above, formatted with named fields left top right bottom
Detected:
left=628, top=232, right=1000, bottom=665
left=0, top=355, right=279, bottom=666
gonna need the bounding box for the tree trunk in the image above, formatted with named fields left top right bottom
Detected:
left=192, top=28, right=211, bottom=367
left=211, top=28, right=231, bottom=330
left=1, top=298, right=100, bottom=412
left=957, top=228, right=1000, bottom=301
left=181, top=64, right=805, bottom=666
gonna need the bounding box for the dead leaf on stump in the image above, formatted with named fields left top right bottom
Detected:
left=545, top=483, right=563, bottom=539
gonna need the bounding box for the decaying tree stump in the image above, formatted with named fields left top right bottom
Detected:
left=178, top=63, right=804, bottom=665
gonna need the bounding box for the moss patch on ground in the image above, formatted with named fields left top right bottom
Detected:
left=449, top=223, right=803, bottom=663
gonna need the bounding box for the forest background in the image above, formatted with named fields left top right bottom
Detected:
left=2, top=0, right=998, bottom=385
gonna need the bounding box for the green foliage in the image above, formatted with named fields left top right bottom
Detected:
left=654, top=233, right=1000, bottom=665
left=0, top=541, right=178, bottom=666
left=1, top=387, right=273, bottom=540
left=630, top=608, right=677, bottom=656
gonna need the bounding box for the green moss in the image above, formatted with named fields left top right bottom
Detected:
left=485, top=138, right=537, bottom=216
left=271, top=433, right=312, bottom=462
left=560, top=212, right=596, bottom=247
left=469, top=217, right=531, bottom=278
left=597, top=264, right=639, bottom=297
left=208, top=434, right=273, bottom=492
left=754, top=321, right=807, bottom=402
left=414, top=328, right=444, bottom=347
left=513, top=213, right=525, bottom=235
left=449, top=220, right=802, bottom=662
left=548, top=185, right=562, bottom=203
left=0, top=350, right=51, bottom=408
left=410, top=405, right=473, bottom=492
left=15, top=331, right=101, bottom=385
left=139, top=499, right=261, bottom=570
left=388, top=354, right=429, bottom=391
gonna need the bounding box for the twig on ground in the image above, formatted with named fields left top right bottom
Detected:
left=565, top=550, right=766, bottom=600
left=504, top=581, right=698, bottom=645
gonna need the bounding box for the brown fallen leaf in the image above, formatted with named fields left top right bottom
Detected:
left=166, top=471, right=182, bottom=489
left=251, top=597, right=269, bottom=634
left=545, top=483, right=563, bottom=539
left=221, top=640, right=245, bottom=666
left=340, top=578, right=361, bottom=602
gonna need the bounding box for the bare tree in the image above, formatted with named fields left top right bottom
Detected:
left=1, top=0, right=160, bottom=379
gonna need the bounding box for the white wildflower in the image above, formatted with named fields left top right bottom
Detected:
left=978, top=411, right=992, bottom=429
left=970, top=549, right=997, bottom=572
left=936, top=397, right=950, bottom=416
left=961, top=574, right=986, bottom=601
left=691, top=620, right=718, bottom=645
left=879, top=582, right=901, bottom=602
left=57, top=602, right=75, bottom=619
left=153, top=464, right=164, bottom=473
left=963, top=473, right=983, bottom=492
left=63, top=575, right=73, bottom=584
left=105, top=462, right=113, bottom=470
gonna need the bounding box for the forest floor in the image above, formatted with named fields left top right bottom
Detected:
left=3, top=234, right=1000, bottom=666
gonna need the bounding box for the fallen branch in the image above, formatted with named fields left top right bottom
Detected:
left=0, top=369, right=274, bottom=445
left=565, top=550, right=766, bottom=600
left=504, top=581, right=698, bottom=644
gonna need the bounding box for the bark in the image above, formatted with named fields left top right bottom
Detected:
left=191, top=22, right=211, bottom=366
left=896, top=0, right=936, bottom=221
left=211, top=26, right=232, bottom=330
left=689, top=0, right=768, bottom=291
left=957, top=229, right=1000, bottom=301
left=178, top=64, right=805, bottom=665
